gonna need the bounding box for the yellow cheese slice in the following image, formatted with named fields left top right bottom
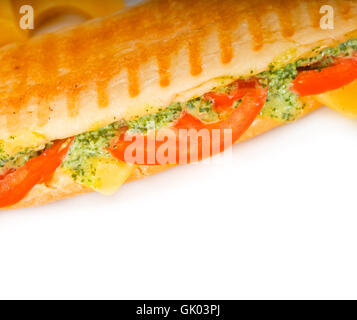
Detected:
left=0, top=0, right=27, bottom=47
left=314, top=80, right=357, bottom=118
left=2, top=131, right=47, bottom=155
left=82, top=157, right=134, bottom=196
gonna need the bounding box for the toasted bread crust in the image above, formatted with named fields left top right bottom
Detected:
left=8, top=97, right=321, bottom=210
left=0, top=0, right=355, bottom=146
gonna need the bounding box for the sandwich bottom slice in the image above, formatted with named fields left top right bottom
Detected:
left=1, top=38, right=357, bottom=209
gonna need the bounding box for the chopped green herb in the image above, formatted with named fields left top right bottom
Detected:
left=62, top=122, right=122, bottom=185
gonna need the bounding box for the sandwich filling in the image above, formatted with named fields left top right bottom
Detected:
left=1, top=39, right=357, bottom=207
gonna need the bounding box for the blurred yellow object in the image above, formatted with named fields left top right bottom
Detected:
left=0, top=0, right=124, bottom=47
left=0, top=0, right=27, bottom=47
left=13, top=0, right=124, bottom=28
left=315, top=80, right=357, bottom=118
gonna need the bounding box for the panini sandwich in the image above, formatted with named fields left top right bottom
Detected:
left=0, top=0, right=356, bottom=209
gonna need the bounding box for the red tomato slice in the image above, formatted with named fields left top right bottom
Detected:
left=292, top=57, right=357, bottom=96
left=204, top=79, right=259, bottom=112
left=0, top=138, right=73, bottom=208
left=108, top=82, right=267, bottom=165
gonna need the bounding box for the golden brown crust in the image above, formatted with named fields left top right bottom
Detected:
left=0, top=0, right=355, bottom=147
left=8, top=97, right=321, bottom=210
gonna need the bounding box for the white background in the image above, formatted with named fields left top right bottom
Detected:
left=1, top=106, right=357, bottom=300
left=1, top=3, right=357, bottom=300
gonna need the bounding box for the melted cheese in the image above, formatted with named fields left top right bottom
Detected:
left=2, top=131, right=47, bottom=155
left=82, top=157, right=134, bottom=195
left=315, top=80, right=357, bottom=118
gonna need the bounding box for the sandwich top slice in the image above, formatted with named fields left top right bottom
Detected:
left=0, top=0, right=356, bottom=209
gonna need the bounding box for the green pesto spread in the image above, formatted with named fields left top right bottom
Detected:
left=295, top=38, right=357, bottom=68
left=185, top=97, right=218, bottom=122
left=0, top=142, right=47, bottom=170
left=126, top=96, right=223, bottom=134
left=259, top=64, right=301, bottom=121
left=127, top=102, right=182, bottom=133
left=62, top=122, right=121, bottom=186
